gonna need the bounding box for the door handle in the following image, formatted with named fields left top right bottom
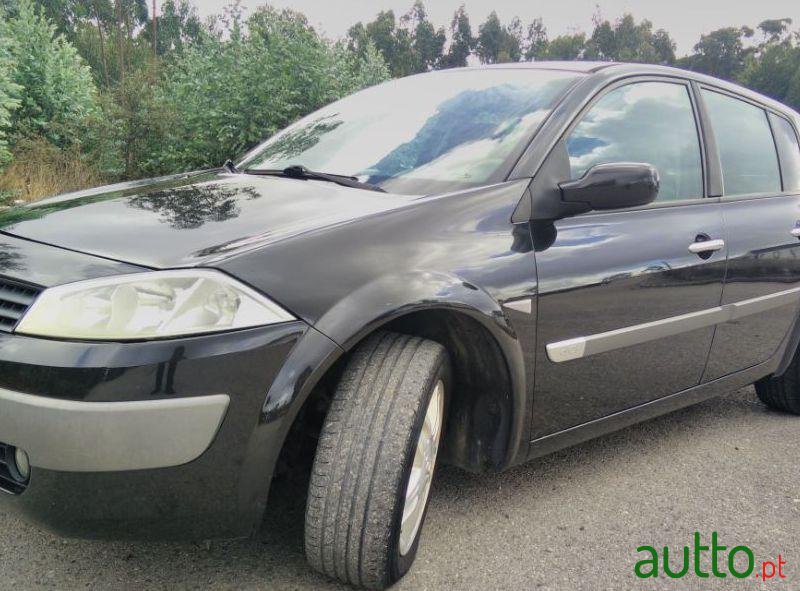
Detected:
left=791, top=227, right=800, bottom=238
left=688, top=238, right=724, bottom=254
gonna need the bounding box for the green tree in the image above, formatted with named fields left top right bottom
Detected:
left=348, top=3, right=442, bottom=76
left=524, top=17, right=548, bottom=61
left=441, top=5, right=474, bottom=68
left=651, top=29, right=676, bottom=64
left=1, top=0, right=89, bottom=38
left=476, top=11, right=522, bottom=63
left=95, top=64, right=172, bottom=178
left=680, top=26, right=754, bottom=80
left=545, top=33, right=586, bottom=60
left=150, top=5, right=389, bottom=174
left=0, top=0, right=98, bottom=147
left=68, top=0, right=114, bottom=87
left=38, top=0, right=153, bottom=89
left=0, top=34, right=20, bottom=165
left=108, top=0, right=148, bottom=83
left=141, top=0, right=201, bottom=57
left=402, top=1, right=446, bottom=71
left=585, top=14, right=675, bottom=64
left=757, top=18, right=792, bottom=43
left=348, top=10, right=413, bottom=76
left=741, top=19, right=800, bottom=111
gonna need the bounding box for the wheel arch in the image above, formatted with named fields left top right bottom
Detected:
left=263, top=272, right=529, bottom=472
left=381, top=306, right=524, bottom=473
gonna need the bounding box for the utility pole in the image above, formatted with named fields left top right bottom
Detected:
left=152, top=0, right=158, bottom=59
left=115, top=0, right=124, bottom=83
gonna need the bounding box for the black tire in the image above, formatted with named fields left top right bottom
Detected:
left=755, top=354, right=800, bottom=414
left=304, top=331, right=450, bottom=590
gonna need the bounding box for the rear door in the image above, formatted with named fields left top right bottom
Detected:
left=700, top=89, right=800, bottom=380
left=531, top=78, right=727, bottom=439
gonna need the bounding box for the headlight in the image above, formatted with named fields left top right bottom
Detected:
left=15, top=269, right=294, bottom=340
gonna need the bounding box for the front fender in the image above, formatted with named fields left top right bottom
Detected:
left=264, top=271, right=529, bottom=470
left=315, top=271, right=516, bottom=348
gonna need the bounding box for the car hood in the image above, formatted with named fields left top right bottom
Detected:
left=0, top=171, right=418, bottom=268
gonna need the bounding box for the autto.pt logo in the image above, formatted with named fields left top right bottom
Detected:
left=635, top=532, right=787, bottom=582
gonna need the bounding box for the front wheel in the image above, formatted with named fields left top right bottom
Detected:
left=304, top=331, right=450, bottom=590
left=755, top=348, right=800, bottom=414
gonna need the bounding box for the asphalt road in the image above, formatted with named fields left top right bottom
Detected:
left=1, top=386, right=798, bottom=590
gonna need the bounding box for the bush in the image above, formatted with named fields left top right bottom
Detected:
left=91, top=65, right=177, bottom=179
left=147, top=6, right=389, bottom=174
left=0, top=33, right=20, bottom=166
left=0, top=135, right=104, bottom=201
left=0, top=0, right=98, bottom=149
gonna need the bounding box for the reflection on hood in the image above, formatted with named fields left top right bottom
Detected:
left=128, top=183, right=260, bottom=229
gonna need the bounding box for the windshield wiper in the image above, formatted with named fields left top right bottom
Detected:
left=241, top=165, right=386, bottom=193
left=222, top=159, right=239, bottom=173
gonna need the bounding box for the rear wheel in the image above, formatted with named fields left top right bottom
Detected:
left=304, top=331, right=450, bottom=590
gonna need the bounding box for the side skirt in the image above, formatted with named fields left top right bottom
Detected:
left=524, top=357, right=778, bottom=463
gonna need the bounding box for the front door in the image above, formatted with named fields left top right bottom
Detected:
left=531, top=79, right=726, bottom=439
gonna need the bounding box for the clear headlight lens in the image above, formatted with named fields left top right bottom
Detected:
left=15, top=269, right=294, bottom=340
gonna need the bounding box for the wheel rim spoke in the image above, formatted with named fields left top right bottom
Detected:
left=399, top=380, right=444, bottom=556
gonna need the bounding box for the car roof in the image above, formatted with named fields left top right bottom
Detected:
left=462, top=61, right=614, bottom=73
left=459, top=61, right=798, bottom=119
left=600, top=63, right=799, bottom=118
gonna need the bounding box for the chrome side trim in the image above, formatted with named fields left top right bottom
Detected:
left=547, top=286, right=800, bottom=363
left=0, top=389, right=230, bottom=472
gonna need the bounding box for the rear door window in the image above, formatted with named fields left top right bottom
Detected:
left=701, top=90, right=781, bottom=196
left=769, top=113, right=800, bottom=192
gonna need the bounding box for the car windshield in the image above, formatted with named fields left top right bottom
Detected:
left=239, top=69, right=581, bottom=194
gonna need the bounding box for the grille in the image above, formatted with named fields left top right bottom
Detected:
left=0, top=278, right=41, bottom=333
left=0, top=442, right=28, bottom=494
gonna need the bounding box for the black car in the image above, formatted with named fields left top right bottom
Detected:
left=1, top=61, right=800, bottom=589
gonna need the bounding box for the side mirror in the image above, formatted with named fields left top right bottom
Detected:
left=559, top=162, right=659, bottom=212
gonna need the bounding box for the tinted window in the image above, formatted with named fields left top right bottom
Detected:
left=566, top=82, right=703, bottom=202
left=769, top=113, right=800, bottom=192
left=702, top=90, right=781, bottom=196
left=240, top=69, right=580, bottom=195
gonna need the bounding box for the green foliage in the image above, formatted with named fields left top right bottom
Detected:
left=0, top=0, right=97, bottom=147
left=440, top=5, right=473, bottom=68
left=757, top=18, right=793, bottom=43
left=741, top=24, right=800, bottom=112
left=0, top=34, right=20, bottom=165
left=145, top=5, right=389, bottom=174
left=348, top=2, right=445, bottom=76
left=0, top=0, right=86, bottom=37
left=3, top=0, right=800, bottom=200
left=544, top=33, right=587, bottom=60
left=403, top=1, right=446, bottom=71
left=148, top=0, right=201, bottom=56
left=476, top=11, right=522, bottom=64
left=524, top=18, right=548, bottom=61
left=518, top=14, right=675, bottom=64
left=92, top=65, right=173, bottom=178
left=679, top=26, right=754, bottom=80
left=348, top=11, right=415, bottom=77
left=585, top=14, right=676, bottom=64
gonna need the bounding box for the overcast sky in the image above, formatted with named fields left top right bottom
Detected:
left=189, top=0, right=799, bottom=56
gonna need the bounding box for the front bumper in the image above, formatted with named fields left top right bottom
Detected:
left=0, top=321, right=313, bottom=540
left=0, top=388, right=229, bottom=473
